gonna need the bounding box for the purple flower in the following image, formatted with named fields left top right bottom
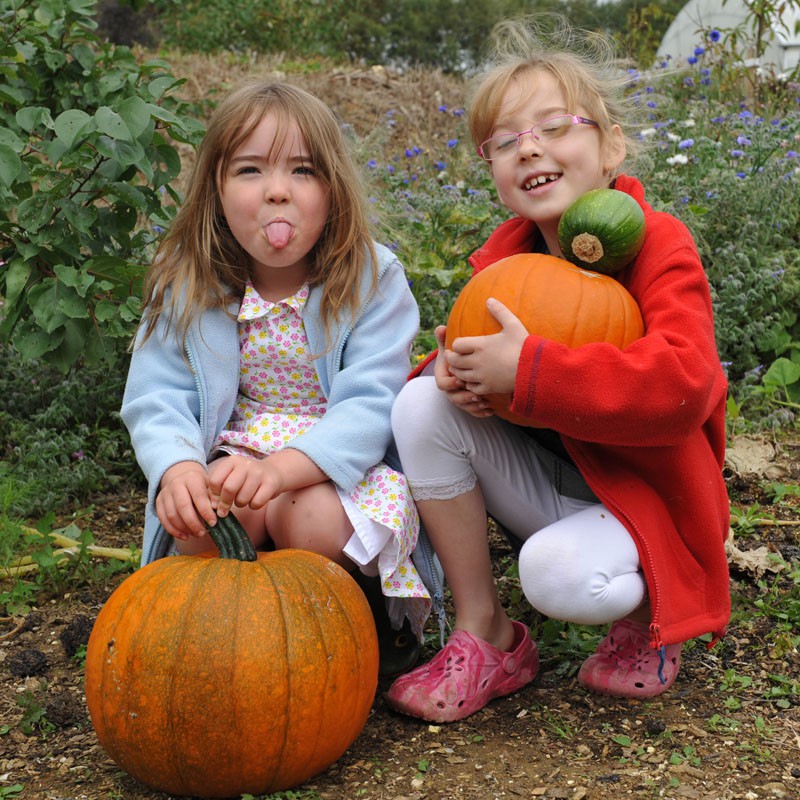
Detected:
left=438, top=104, right=448, bottom=112
left=737, top=135, right=751, bottom=146
left=709, top=29, right=721, bottom=42
left=678, top=139, right=694, bottom=149
left=447, top=138, right=458, bottom=148
left=730, top=149, right=745, bottom=157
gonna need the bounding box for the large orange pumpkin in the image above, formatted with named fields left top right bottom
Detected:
left=84, top=517, right=379, bottom=798
left=445, top=253, right=644, bottom=426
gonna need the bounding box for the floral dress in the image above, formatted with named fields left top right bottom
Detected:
left=213, top=282, right=430, bottom=638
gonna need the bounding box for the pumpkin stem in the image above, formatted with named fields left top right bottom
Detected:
left=206, top=514, right=258, bottom=562
left=571, top=233, right=604, bottom=264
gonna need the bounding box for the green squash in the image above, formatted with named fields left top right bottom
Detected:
left=557, top=188, right=646, bottom=275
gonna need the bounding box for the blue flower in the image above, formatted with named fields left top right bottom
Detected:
left=730, top=149, right=745, bottom=157
left=736, top=172, right=747, bottom=179
left=678, top=138, right=694, bottom=149
left=438, top=104, right=448, bottom=112
left=736, top=135, right=751, bottom=146
left=647, top=100, right=658, bottom=108
left=447, top=139, right=458, bottom=148
left=694, top=46, right=705, bottom=56
left=688, top=56, right=698, bottom=65
left=367, top=159, right=377, bottom=169
left=709, top=29, right=721, bottom=42
left=684, top=77, right=695, bottom=86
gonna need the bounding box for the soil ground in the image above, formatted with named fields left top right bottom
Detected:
left=1, top=434, right=799, bottom=800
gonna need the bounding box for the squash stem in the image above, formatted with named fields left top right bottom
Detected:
left=206, top=514, right=258, bottom=562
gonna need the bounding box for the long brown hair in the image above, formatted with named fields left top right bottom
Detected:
left=138, top=80, right=376, bottom=345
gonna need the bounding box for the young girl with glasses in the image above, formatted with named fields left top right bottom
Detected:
left=386, top=18, right=730, bottom=722
left=121, top=80, right=430, bottom=675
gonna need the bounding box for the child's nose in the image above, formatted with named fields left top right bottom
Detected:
left=264, top=177, right=290, bottom=202
left=517, top=130, right=543, bottom=157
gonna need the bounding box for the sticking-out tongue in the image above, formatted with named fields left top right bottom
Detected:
left=266, top=221, right=292, bottom=249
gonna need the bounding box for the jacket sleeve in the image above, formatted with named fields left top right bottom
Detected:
left=120, top=303, right=239, bottom=498
left=509, top=212, right=727, bottom=447
left=289, top=255, right=419, bottom=492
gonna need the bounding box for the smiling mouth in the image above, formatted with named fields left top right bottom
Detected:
left=523, top=174, right=560, bottom=190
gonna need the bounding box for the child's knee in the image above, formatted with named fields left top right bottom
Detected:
left=267, top=484, right=352, bottom=564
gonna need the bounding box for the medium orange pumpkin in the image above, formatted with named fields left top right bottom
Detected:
left=445, top=253, right=644, bottom=426
left=84, top=517, right=379, bottom=798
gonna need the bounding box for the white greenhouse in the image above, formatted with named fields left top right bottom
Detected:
left=656, top=0, right=800, bottom=75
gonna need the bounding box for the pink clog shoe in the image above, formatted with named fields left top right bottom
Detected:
left=384, top=620, right=539, bottom=723
left=578, top=618, right=682, bottom=699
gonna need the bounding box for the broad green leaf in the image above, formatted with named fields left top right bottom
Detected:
left=56, top=285, right=90, bottom=319
left=95, top=106, right=132, bottom=142
left=54, top=264, right=95, bottom=297
left=0, top=145, right=22, bottom=186
left=54, top=109, right=92, bottom=148
left=763, top=358, right=800, bottom=389
left=0, top=84, right=28, bottom=105
left=94, top=135, right=145, bottom=167
left=2, top=260, right=32, bottom=306
left=16, top=106, right=54, bottom=133
left=59, top=199, right=98, bottom=234
left=29, top=281, right=68, bottom=333
left=0, top=127, right=24, bottom=151
left=116, top=96, right=154, bottom=140
left=17, top=194, right=53, bottom=232
left=13, top=320, right=62, bottom=360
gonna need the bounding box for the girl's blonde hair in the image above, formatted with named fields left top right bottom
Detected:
left=139, top=80, right=376, bottom=345
left=468, top=16, right=644, bottom=171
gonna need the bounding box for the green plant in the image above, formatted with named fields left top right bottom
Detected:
left=0, top=516, right=138, bottom=614
left=0, top=0, right=204, bottom=371
left=0, top=784, right=24, bottom=799
left=16, top=688, right=55, bottom=735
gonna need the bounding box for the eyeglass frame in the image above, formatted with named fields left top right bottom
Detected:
left=477, top=114, right=600, bottom=162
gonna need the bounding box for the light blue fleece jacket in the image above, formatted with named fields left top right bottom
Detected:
left=121, top=242, right=419, bottom=565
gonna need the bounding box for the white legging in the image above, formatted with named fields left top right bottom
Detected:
left=392, top=376, right=646, bottom=624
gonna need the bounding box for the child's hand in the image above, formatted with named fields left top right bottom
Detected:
left=156, top=461, right=217, bottom=540
left=208, top=455, right=284, bottom=518
left=445, top=298, right=528, bottom=399
left=433, top=325, right=493, bottom=417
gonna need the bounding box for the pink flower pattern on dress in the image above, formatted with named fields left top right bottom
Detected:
left=214, top=283, right=430, bottom=636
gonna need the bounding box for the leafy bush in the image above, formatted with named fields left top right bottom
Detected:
left=0, top=0, right=204, bottom=372
left=0, top=344, right=138, bottom=517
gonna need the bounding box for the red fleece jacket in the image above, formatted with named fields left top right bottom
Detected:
left=414, top=174, right=730, bottom=648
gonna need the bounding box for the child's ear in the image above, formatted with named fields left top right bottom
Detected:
left=603, top=124, right=626, bottom=173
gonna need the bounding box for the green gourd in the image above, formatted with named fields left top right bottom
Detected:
left=557, top=188, right=646, bottom=275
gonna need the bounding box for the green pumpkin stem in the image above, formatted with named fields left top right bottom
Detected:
left=206, top=514, right=258, bottom=562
